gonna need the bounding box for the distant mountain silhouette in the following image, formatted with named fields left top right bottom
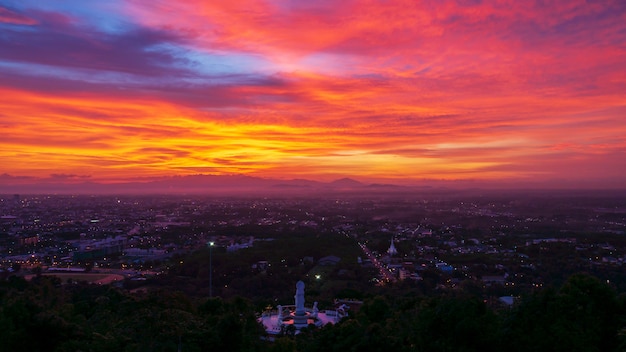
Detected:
left=367, top=183, right=404, bottom=189
left=5, top=173, right=606, bottom=195
left=0, top=174, right=373, bottom=194
left=271, top=179, right=324, bottom=188
left=329, top=178, right=364, bottom=187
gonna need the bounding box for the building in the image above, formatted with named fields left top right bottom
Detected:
left=318, top=255, right=341, bottom=266
left=72, top=235, right=126, bottom=261
left=388, top=238, right=398, bottom=256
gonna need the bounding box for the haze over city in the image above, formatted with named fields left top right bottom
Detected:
left=1, top=0, right=625, bottom=192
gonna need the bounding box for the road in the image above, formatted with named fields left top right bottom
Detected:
left=358, top=242, right=397, bottom=284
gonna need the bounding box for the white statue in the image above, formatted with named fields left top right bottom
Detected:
left=294, top=281, right=305, bottom=316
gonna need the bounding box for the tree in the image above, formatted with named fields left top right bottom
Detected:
left=504, top=273, right=621, bottom=352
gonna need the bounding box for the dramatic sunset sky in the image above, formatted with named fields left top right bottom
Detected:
left=1, top=0, right=625, bottom=189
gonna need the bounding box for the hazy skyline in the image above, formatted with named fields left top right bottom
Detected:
left=1, top=0, right=625, bottom=189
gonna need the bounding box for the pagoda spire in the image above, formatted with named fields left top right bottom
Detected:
left=388, top=238, right=398, bottom=256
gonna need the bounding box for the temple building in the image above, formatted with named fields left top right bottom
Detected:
left=388, top=238, right=398, bottom=256
left=259, top=281, right=349, bottom=335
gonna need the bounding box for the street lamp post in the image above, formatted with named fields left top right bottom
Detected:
left=209, top=241, right=214, bottom=297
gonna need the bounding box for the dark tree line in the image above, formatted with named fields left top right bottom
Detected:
left=1, top=273, right=625, bottom=351
left=289, top=273, right=626, bottom=352
left=0, top=276, right=265, bottom=351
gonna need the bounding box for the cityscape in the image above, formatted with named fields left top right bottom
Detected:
left=3, top=190, right=626, bottom=293
left=1, top=189, right=625, bottom=349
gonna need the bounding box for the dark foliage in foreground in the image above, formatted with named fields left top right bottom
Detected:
left=0, top=273, right=625, bottom=351
left=0, top=276, right=264, bottom=352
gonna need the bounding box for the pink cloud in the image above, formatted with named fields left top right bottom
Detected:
left=0, top=6, right=37, bottom=25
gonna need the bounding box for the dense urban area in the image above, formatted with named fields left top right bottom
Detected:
left=1, top=189, right=626, bottom=351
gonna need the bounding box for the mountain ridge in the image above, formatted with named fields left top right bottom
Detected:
left=0, top=174, right=407, bottom=195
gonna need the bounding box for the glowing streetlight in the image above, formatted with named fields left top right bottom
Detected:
left=209, top=241, right=215, bottom=297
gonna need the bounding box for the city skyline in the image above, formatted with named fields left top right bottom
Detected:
left=1, top=1, right=625, bottom=190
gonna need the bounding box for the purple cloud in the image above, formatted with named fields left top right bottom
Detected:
left=0, top=7, right=191, bottom=77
